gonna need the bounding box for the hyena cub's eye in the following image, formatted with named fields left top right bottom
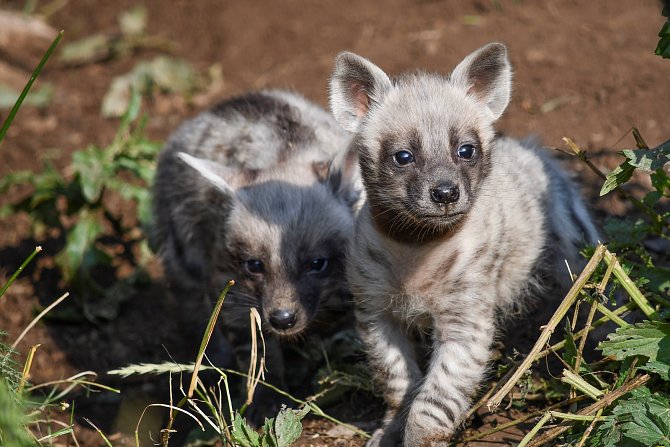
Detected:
left=393, top=150, right=415, bottom=167
left=456, top=144, right=476, bottom=160
left=244, top=259, right=265, bottom=275
left=306, top=258, right=329, bottom=274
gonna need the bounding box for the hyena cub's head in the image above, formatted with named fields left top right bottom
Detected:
left=178, top=152, right=358, bottom=338
left=330, top=43, right=512, bottom=242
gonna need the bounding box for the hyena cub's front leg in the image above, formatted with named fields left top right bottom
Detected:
left=357, top=310, right=422, bottom=447
left=403, top=304, right=495, bottom=447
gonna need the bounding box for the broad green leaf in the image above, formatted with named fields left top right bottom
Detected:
left=599, top=321, right=670, bottom=381
left=102, top=56, right=199, bottom=118
left=0, top=170, right=35, bottom=193
left=54, top=212, right=103, bottom=281
left=656, top=15, right=670, bottom=58
left=0, top=84, right=53, bottom=109
left=261, top=417, right=278, bottom=447
left=231, top=413, right=260, bottom=447
left=119, top=6, right=147, bottom=36
left=621, top=141, right=670, bottom=173
left=274, top=406, right=309, bottom=447
left=72, top=148, right=108, bottom=202
left=59, top=34, right=114, bottom=65
left=601, top=161, right=635, bottom=196
left=641, top=360, right=670, bottom=381
left=615, top=394, right=670, bottom=446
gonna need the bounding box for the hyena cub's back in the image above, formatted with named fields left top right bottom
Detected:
left=152, top=90, right=360, bottom=417
left=329, top=44, right=598, bottom=446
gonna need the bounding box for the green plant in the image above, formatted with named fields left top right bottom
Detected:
left=1, top=90, right=160, bottom=321
left=460, top=124, right=669, bottom=446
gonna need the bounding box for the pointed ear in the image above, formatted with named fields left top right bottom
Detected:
left=177, top=152, right=237, bottom=197
left=317, top=147, right=362, bottom=209
left=329, top=51, right=393, bottom=132
left=449, top=42, right=512, bottom=121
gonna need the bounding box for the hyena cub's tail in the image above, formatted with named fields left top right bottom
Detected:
left=533, top=141, right=600, bottom=274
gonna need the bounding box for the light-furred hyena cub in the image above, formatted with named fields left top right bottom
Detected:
left=329, top=43, right=599, bottom=446
left=152, top=90, right=360, bottom=419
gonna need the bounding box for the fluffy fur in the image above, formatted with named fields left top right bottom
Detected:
left=152, top=90, right=361, bottom=420
left=329, top=43, right=599, bottom=446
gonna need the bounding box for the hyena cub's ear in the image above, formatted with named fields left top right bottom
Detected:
left=449, top=42, right=512, bottom=121
left=177, top=152, right=246, bottom=197
left=329, top=52, right=393, bottom=132
left=312, top=147, right=362, bottom=209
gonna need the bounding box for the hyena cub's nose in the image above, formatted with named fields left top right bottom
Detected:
left=269, top=309, right=297, bottom=330
left=430, top=182, right=460, bottom=204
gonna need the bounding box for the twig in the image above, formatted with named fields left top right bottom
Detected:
left=525, top=373, right=651, bottom=447
left=575, top=408, right=603, bottom=447
left=536, top=301, right=636, bottom=359
left=517, top=412, right=551, bottom=447
left=487, top=244, right=606, bottom=410
left=603, top=250, right=659, bottom=320
left=459, top=396, right=586, bottom=443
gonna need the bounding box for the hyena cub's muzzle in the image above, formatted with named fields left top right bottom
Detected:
left=430, top=181, right=460, bottom=205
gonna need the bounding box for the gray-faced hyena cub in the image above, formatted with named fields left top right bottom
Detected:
left=152, top=90, right=360, bottom=418
left=329, top=43, right=599, bottom=446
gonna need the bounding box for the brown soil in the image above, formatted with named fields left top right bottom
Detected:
left=1, top=0, right=669, bottom=446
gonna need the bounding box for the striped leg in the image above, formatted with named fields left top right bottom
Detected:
left=403, top=307, right=494, bottom=446
left=358, top=311, right=422, bottom=447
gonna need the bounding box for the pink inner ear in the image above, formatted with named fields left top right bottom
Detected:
left=351, top=84, right=370, bottom=118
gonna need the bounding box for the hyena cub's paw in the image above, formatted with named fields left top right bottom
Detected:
left=366, top=427, right=403, bottom=447
left=365, top=427, right=403, bottom=447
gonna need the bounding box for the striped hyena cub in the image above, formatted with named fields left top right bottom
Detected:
left=152, top=90, right=360, bottom=418
left=329, top=43, right=598, bottom=446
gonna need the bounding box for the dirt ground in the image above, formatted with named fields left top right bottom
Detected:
left=1, top=0, right=669, bottom=446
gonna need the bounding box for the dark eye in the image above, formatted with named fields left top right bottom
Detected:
left=306, top=258, right=329, bottom=274
left=393, top=150, right=415, bottom=166
left=244, top=259, right=265, bottom=275
left=456, top=144, right=476, bottom=160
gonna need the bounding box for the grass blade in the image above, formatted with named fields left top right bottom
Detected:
left=0, top=30, right=64, bottom=146
left=0, top=246, right=42, bottom=300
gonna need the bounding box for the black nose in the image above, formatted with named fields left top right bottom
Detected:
left=269, top=309, right=297, bottom=330
left=430, top=182, right=460, bottom=204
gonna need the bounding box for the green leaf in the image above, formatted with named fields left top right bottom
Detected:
left=59, top=34, right=115, bottom=65
left=621, top=142, right=670, bottom=173
left=599, top=321, right=670, bottom=381
left=261, top=417, right=278, bottom=447
left=119, top=6, right=147, bottom=36
left=656, top=17, right=670, bottom=58
left=0, top=379, right=35, bottom=447
left=588, top=392, right=670, bottom=447
left=601, top=161, right=635, bottom=196
left=615, top=393, right=670, bottom=446
left=54, top=212, right=104, bottom=281
left=232, top=413, right=260, bottom=447
left=599, top=321, right=670, bottom=360
left=641, top=360, right=670, bottom=381
left=0, top=170, right=35, bottom=193
left=274, top=406, right=309, bottom=447
left=72, top=147, right=109, bottom=202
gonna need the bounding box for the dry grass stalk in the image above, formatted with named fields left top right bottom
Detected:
left=12, top=292, right=69, bottom=350
left=245, top=307, right=266, bottom=406
left=525, top=373, right=651, bottom=447
left=487, top=244, right=607, bottom=410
